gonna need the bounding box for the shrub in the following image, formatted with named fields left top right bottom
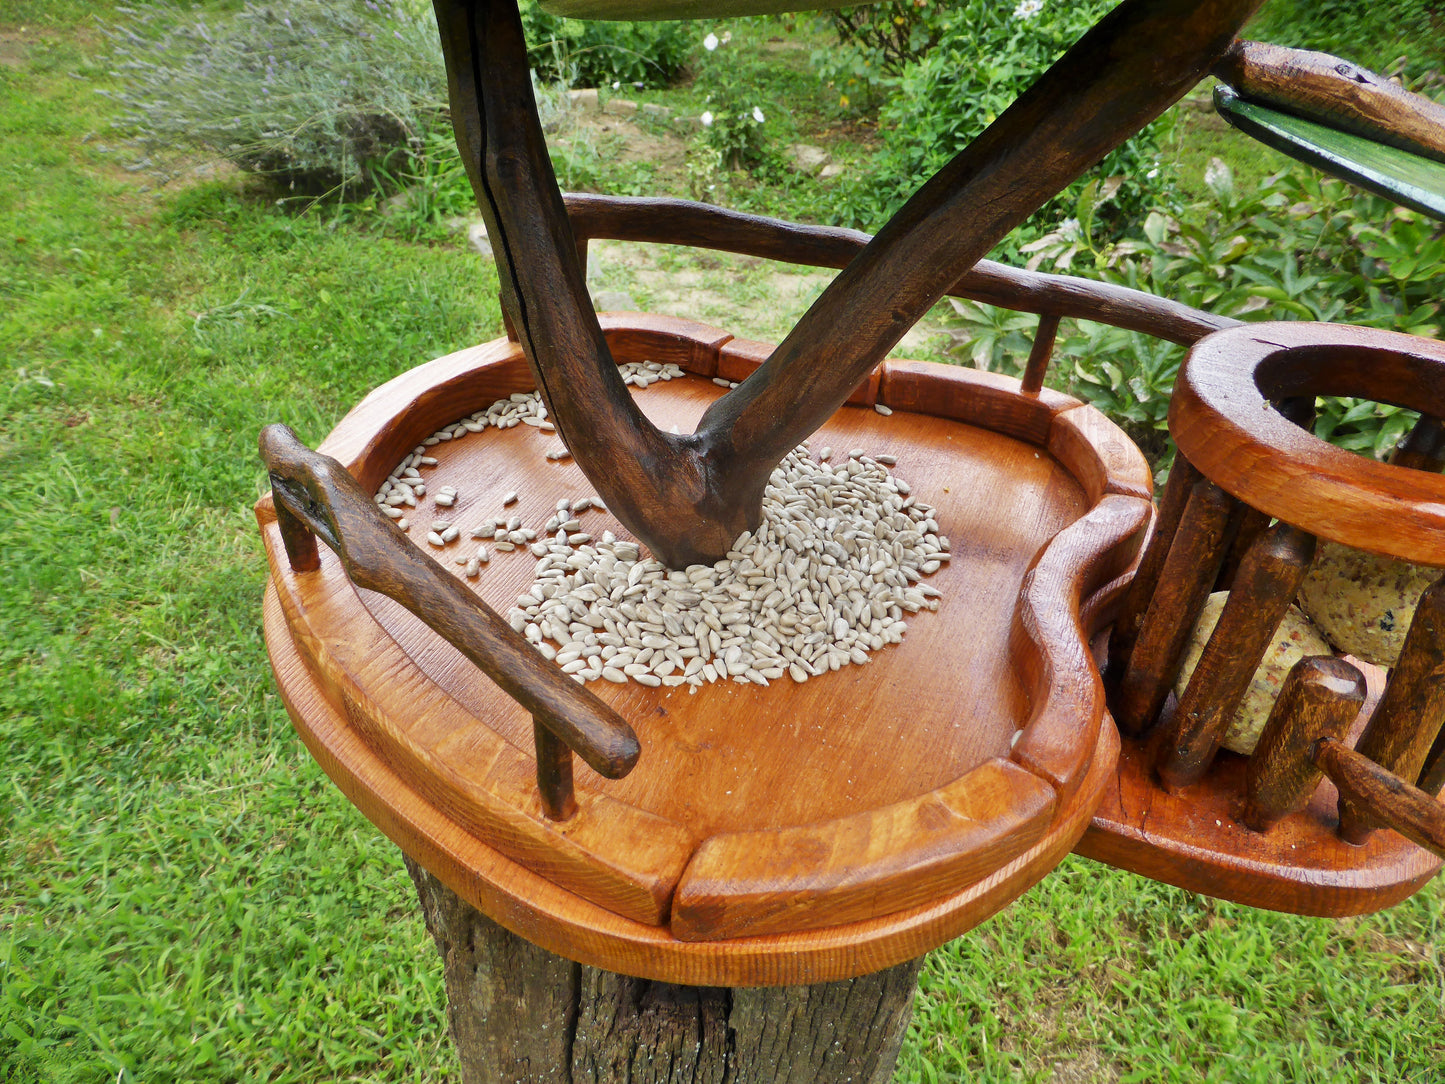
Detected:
left=101, top=0, right=447, bottom=193
left=946, top=163, right=1444, bottom=457
left=519, top=0, right=692, bottom=88
left=816, top=0, right=1177, bottom=253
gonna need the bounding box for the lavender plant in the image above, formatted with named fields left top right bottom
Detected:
left=101, top=0, right=447, bottom=193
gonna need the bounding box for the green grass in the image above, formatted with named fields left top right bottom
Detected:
left=2, top=6, right=1443, bottom=1084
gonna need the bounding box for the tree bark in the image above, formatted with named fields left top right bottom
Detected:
left=406, top=858, right=924, bottom=1084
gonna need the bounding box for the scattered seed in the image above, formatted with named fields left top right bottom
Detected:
left=874, top=404, right=893, bottom=416
left=441, top=526, right=460, bottom=543
left=546, top=447, right=571, bottom=461
left=503, top=490, right=519, bottom=506
left=426, top=531, right=445, bottom=547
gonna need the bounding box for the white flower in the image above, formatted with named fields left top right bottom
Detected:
left=1013, top=0, right=1043, bottom=19
left=700, top=110, right=714, bottom=126
left=612, top=81, right=620, bottom=89
left=720, top=31, right=732, bottom=44
left=752, top=106, right=765, bottom=123
left=703, top=32, right=719, bottom=51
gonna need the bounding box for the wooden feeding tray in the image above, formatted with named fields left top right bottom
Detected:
left=258, top=315, right=1152, bottom=985
left=1080, top=322, right=1445, bottom=915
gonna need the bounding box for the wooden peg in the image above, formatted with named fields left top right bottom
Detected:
left=1106, top=454, right=1202, bottom=685
left=1316, top=738, right=1445, bottom=859
left=1020, top=313, right=1060, bottom=395
left=534, top=717, right=577, bottom=821
left=1157, top=522, right=1316, bottom=790
left=1420, top=728, right=1445, bottom=798
left=1113, top=477, right=1238, bottom=735
left=1242, top=656, right=1365, bottom=831
left=272, top=494, right=320, bottom=573
left=1338, top=574, right=1445, bottom=844
left=1389, top=414, right=1445, bottom=473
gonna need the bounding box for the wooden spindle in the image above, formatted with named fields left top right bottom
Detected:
left=1420, top=728, right=1445, bottom=797
left=1020, top=312, right=1060, bottom=395
left=1113, top=477, right=1238, bottom=735
left=1338, top=575, right=1445, bottom=844
left=1389, top=414, right=1445, bottom=473
left=1242, top=656, right=1365, bottom=831
left=1214, top=505, right=1271, bottom=592
left=1106, top=454, right=1202, bottom=685
left=1316, top=738, right=1445, bottom=859
left=272, top=489, right=321, bottom=572
left=534, top=716, right=577, bottom=821
left=1157, top=522, right=1316, bottom=790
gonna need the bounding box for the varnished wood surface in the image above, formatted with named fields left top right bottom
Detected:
left=1156, top=522, right=1316, bottom=790
left=1243, top=656, right=1366, bottom=832
left=265, top=585, right=1119, bottom=984
left=1078, top=657, right=1443, bottom=915
left=1172, top=322, right=1445, bottom=564
left=260, top=319, right=1149, bottom=965
left=1113, top=479, right=1237, bottom=734
left=1338, top=575, right=1445, bottom=843
left=1316, top=739, right=1445, bottom=860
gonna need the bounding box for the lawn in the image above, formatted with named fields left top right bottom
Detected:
left=2, top=4, right=1442, bottom=1083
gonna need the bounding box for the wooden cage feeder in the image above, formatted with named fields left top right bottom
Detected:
left=253, top=0, right=1445, bottom=1075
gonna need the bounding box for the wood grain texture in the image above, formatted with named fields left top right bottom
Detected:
left=1156, top=522, right=1316, bottom=791
left=258, top=517, right=693, bottom=926
left=1106, top=454, right=1203, bottom=688
left=1077, top=655, right=1442, bottom=916
left=670, top=759, right=1055, bottom=942
left=1171, top=322, right=1445, bottom=564
left=259, top=424, right=639, bottom=782
left=407, top=857, right=923, bottom=1084
left=1011, top=494, right=1152, bottom=801
left=1338, top=574, right=1445, bottom=843
left=1216, top=40, right=1445, bottom=165
left=1316, top=739, right=1445, bottom=860
left=563, top=194, right=1236, bottom=347
left=270, top=588, right=1120, bottom=983
left=1112, top=478, right=1238, bottom=735
left=258, top=323, right=1143, bottom=978
left=1243, top=656, right=1367, bottom=832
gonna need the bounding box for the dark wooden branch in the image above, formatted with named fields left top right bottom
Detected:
left=1215, top=40, right=1445, bottom=165
left=1243, top=656, right=1365, bottom=832
left=433, top=0, right=1261, bottom=567
left=258, top=424, right=640, bottom=804
left=1156, top=522, right=1316, bottom=790
left=1338, top=575, right=1445, bottom=843
left=562, top=195, right=1237, bottom=348
left=1316, top=739, right=1445, bottom=859
left=431, top=0, right=726, bottom=568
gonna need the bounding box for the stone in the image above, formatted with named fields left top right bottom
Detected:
left=819, top=162, right=844, bottom=180
left=567, top=87, right=599, bottom=111
left=467, top=222, right=492, bottom=258
left=603, top=97, right=638, bottom=117
left=788, top=143, right=830, bottom=174
left=592, top=290, right=637, bottom=312
left=641, top=102, right=672, bottom=120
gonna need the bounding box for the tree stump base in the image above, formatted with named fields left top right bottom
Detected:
left=406, top=858, right=924, bottom=1084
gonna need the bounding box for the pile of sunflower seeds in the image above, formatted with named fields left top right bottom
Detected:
left=374, top=360, right=947, bottom=689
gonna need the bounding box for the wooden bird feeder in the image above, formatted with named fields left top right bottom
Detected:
left=254, top=0, right=1445, bottom=1076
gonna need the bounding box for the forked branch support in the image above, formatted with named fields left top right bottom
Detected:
left=433, top=0, right=1265, bottom=568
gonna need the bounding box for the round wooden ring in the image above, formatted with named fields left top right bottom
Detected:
left=1171, top=321, right=1445, bottom=566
